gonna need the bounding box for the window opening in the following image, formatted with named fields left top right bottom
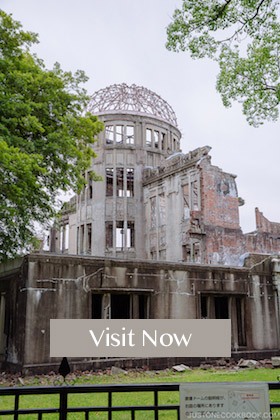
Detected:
left=116, top=125, right=124, bottom=144
left=126, top=168, right=134, bottom=197
left=76, top=227, right=79, bottom=253
left=64, top=224, right=69, bottom=250
left=87, top=223, right=92, bottom=253
left=154, top=130, right=159, bottom=148
left=146, top=128, right=152, bottom=146
left=236, top=297, right=246, bottom=346
left=116, top=168, right=124, bottom=197
left=192, top=179, right=199, bottom=210
left=111, top=294, right=130, bottom=319
left=139, top=295, right=148, bottom=319
left=92, top=294, right=102, bottom=319
left=200, top=296, right=208, bottom=318
left=116, top=221, right=125, bottom=249
left=88, top=171, right=93, bottom=199
left=105, top=222, right=113, bottom=248
left=127, top=221, right=135, bottom=248
left=126, top=126, right=134, bottom=144
left=214, top=297, right=229, bottom=319
left=106, top=168, right=114, bottom=196
left=80, top=225, right=85, bottom=254
left=161, top=132, right=166, bottom=150
left=105, top=125, right=114, bottom=144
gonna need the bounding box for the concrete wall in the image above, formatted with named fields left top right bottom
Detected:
left=0, top=253, right=279, bottom=370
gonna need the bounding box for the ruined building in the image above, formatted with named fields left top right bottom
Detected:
left=0, top=84, right=280, bottom=372
left=53, top=83, right=280, bottom=266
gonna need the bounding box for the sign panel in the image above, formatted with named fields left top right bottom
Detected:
left=180, top=382, right=270, bottom=419
left=50, top=319, right=231, bottom=358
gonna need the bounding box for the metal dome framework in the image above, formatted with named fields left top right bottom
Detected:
left=87, top=83, right=178, bottom=127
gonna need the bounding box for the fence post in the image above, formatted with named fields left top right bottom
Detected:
left=59, top=388, right=68, bottom=420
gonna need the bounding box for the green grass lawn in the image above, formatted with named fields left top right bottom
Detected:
left=1, top=367, right=280, bottom=419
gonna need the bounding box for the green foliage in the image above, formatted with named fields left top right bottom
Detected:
left=0, top=10, right=104, bottom=261
left=166, top=0, right=280, bottom=126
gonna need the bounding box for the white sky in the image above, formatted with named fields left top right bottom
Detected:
left=2, top=0, right=280, bottom=233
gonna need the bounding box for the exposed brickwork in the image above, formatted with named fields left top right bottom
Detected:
left=144, top=147, right=280, bottom=265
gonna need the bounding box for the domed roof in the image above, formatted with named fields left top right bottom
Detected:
left=87, top=83, right=178, bottom=127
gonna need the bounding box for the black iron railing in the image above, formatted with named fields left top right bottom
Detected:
left=0, top=382, right=279, bottom=419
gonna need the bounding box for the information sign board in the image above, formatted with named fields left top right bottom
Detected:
left=180, top=382, right=270, bottom=419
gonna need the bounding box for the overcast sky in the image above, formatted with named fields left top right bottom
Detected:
left=2, top=0, right=280, bottom=233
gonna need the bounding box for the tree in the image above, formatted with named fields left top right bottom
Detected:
left=0, top=10, right=104, bottom=261
left=166, top=0, right=280, bottom=126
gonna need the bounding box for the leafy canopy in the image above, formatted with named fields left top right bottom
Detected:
left=166, top=0, right=280, bottom=126
left=0, top=10, right=103, bottom=261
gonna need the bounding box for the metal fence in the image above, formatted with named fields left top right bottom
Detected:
left=0, top=382, right=279, bottom=419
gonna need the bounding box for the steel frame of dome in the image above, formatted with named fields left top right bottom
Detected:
left=87, top=83, right=178, bottom=127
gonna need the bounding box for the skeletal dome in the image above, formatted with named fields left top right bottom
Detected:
left=87, top=83, right=178, bottom=127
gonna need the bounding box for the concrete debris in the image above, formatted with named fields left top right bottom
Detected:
left=172, top=364, right=191, bottom=372
left=238, top=359, right=258, bottom=368
left=271, top=357, right=280, bottom=367
left=111, top=366, right=127, bottom=375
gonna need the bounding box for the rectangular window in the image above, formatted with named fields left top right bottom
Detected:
left=154, top=130, right=159, bottom=148
left=139, top=295, right=148, bottom=319
left=146, top=128, right=152, bottom=146
left=80, top=224, right=85, bottom=254
left=105, top=222, right=113, bottom=248
left=161, top=132, right=166, bottom=150
left=126, top=168, right=134, bottom=197
left=105, top=125, right=114, bottom=144
left=111, top=294, right=130, bottom=319
left=116, top=221, right=125, bottom=248
left=126, top=126, right=134, bottom=144
left=127, top=221, right=135, bottom=248
left=200, top=295, right=208, bottom=318
left=76, top=226, right=79, bottom=253
left=92, top=294, right=102, bottom=319
left=106, top=168, right=114, bottom=196
left=87, top=223, right=92, bottom=253
left=116, top=125, right=124, bottom=143
left=236, top=297, right=246, bottom=346
left=87, top=171, right=93, bottom=199
left=116, top=168, right=124, bottom=197
left=215, top=296, right=229, bottom=319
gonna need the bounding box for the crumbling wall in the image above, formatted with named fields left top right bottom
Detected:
left=245, top=208, right=280, bottom=256
left=1, top=253, right=278, bottom=370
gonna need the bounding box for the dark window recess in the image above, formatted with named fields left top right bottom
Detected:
left=127, top=168, right=134, bottom=197
left=111, top=294, right=130, bottom=319
left=87, top=224, right=92, bottom=253
left=139, top=295, right=148, bottom=319
left=116, top=168, right=124, bottom=197
left=105, top=222, right=113, bottom=248
left=236, top=297, right=246, bottom=346
left=214, top=297, right=229, bottom=319
left=106, top=169, right=114, bottom=196
left=92, top=294, right=102, bottom=319
left=127, top=221, right=135, bottom=248
left=105, top=125, right=114, bottom=144
left=89, top=185, right=93, bottom=199
left=200, top=295, right=208, bottom=318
